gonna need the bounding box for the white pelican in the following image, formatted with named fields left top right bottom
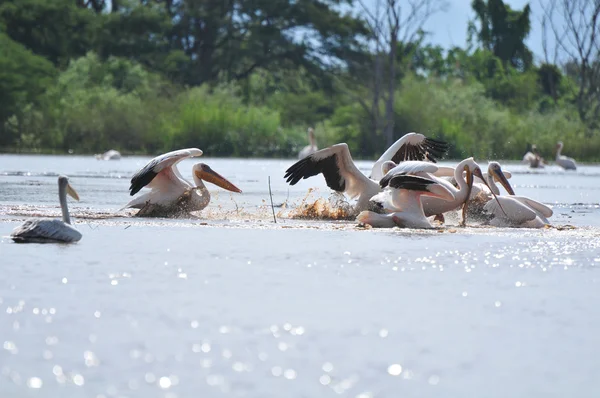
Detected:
left=298, top=127, right=318, bottom=159
left=482, top=162, right=553, bottom=228
left=369, top=132, right=449, bottom=180
left=555, top=141, right=577, bottom=170
left=377, top=158, right=501, bottom=219
left=124, top=148, right=242, bottom=217
left=523, top=144, right=543, bottom=168
left=11, top=176, right=82, bottom=243
left=357, top=175, right=455, bottom=228
left=96, top=149, right=121, bottom=160
left=284, top=133, right=449, bottom=212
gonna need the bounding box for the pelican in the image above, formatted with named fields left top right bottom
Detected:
left=377, top=158, right=500, bottom=220
left=95, top=149, right=121, bottom=160
left=482, top=162, right=553, bottom=228
left=357, top=175, right=455, bottom=228
left=124, top=148, right=242, bottom=217
left=284, top=133, right=449, bottom=212
left=369, top=132, right=449, bottom=180
left=523, top=144, right=543, bottom=168
left=298, top=127, right=318, bottom=159
left=11, top=176, right=82, bottom=243
left=555, top=141, right=577, bottom=170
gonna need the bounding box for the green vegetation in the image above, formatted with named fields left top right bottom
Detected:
left=1, top=0, right=599, bottom=160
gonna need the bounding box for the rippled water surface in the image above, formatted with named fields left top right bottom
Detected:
left=1, top=154, right=600, bottom=398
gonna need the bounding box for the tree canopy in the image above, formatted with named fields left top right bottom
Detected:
left=1, top=0, right=599, bottom=160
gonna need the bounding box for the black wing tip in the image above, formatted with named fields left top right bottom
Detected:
left=388, top=175, right=436, bottom=191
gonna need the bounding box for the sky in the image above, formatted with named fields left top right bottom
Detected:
left=402, top=0, right=547, bottom=61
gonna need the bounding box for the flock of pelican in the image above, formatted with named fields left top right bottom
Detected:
left=10, top=131, right=564, bottom=244
left=522, top=141, right=577, bottom=170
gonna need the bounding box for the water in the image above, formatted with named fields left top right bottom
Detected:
left=1, top=154, right=600, bottom=398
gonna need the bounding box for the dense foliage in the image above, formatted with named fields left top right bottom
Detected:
left=1, top=0, right=599, bottom=160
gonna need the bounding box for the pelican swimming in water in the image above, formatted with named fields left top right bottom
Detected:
left=523, top=144, right=544, bottom=168
left=124, top=148, right=242, bottom=217
left=95, top=149, right=121, bottom=160
left=11, top=176, right=82, bottom=243
left=482, top=162, right=553, bottom=228
left=555, top=141, right=577, bottom=170
left=284, top=133, right=449, bottom=212
left=357, top=175, right=455, bottom=228
left=298, top=127, right=318, bottom=159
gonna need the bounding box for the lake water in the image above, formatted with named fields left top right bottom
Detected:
left=1, top=154, right=600, bottom=398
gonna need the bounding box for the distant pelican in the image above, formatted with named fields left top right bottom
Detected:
left=11, top=176, right=82, bottom=243
left=357, top=175, right=455, bottom=228
left=124, top=148, right=242, bottom=217
left=298, top=127, right=318, bottom=159
left=284, top=133, right=449, bottom=212
left=523, top=144, right=543, bottom=168
left=555, top=141, right=577, bottom=170
left=483, top=162, right=553, bottom=227
left=95, top=149, right=121, bottom=160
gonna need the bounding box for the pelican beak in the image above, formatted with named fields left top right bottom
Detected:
left=492, top=168, right=515, bottom=195
left=195, top=166, right=242, bottom=193
left=474, top=167, right=507, bottom=216
left=66, top=183, right=80, bottom=201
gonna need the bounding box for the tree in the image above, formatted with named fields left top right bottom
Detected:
left=0, top=0, right=96, bottom=67
left=469, top=0, right=533, bottom=71
left=354, top=0, right=447, bottom=152
left=0, top=33, right=56, bottom=147
left=540, top=0, right=600, bottom=125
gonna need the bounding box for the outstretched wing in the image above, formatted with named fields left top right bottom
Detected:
left=284, top=144, right=373, bottom=198
left=129, top=148, right=203, bottom=196
left=370, top=133, right=449, bottom=180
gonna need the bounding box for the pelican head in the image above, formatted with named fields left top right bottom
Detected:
left=487, top=162, right=515, bottom=195
left=556, top=141, right=564, bottom=151
left=460, top=159, right=506, bottom=225
left=193, top=163, right=242, bottom=193
left=380, top=160, right=397, bottom=177
left=58, top=175, right=79, bottom=201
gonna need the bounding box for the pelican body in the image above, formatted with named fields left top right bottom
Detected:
left=298, top=127, right=318, bottom=159
left=124, top=148, right=242, bottom=217
left=357, top=175, right=455, bottom=228
left=96, top=149, right=121, bottom=160
left=11, top=176, right=82, bottom=243
left=555, top=141, right=577, bottom=170
left=523, top=144, right=543, bottom=168
left=482, top=162, right=553, bottom=228
left=284, top=133, right=449, bottom=213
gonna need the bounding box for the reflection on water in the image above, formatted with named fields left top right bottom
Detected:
left=1, top=154, right=600, bottom=398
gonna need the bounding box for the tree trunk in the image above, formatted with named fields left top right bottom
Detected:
left=384, top=28, right=397, bottom=148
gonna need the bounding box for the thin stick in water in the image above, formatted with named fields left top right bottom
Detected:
left=268, top=176, right=277, bottom=223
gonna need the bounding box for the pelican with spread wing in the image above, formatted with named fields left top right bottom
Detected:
left=123, top=148, right=242, bottom=217
left=11, top=176, right=82, bottom=243
left=284, top=133, right=449, bottom=212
